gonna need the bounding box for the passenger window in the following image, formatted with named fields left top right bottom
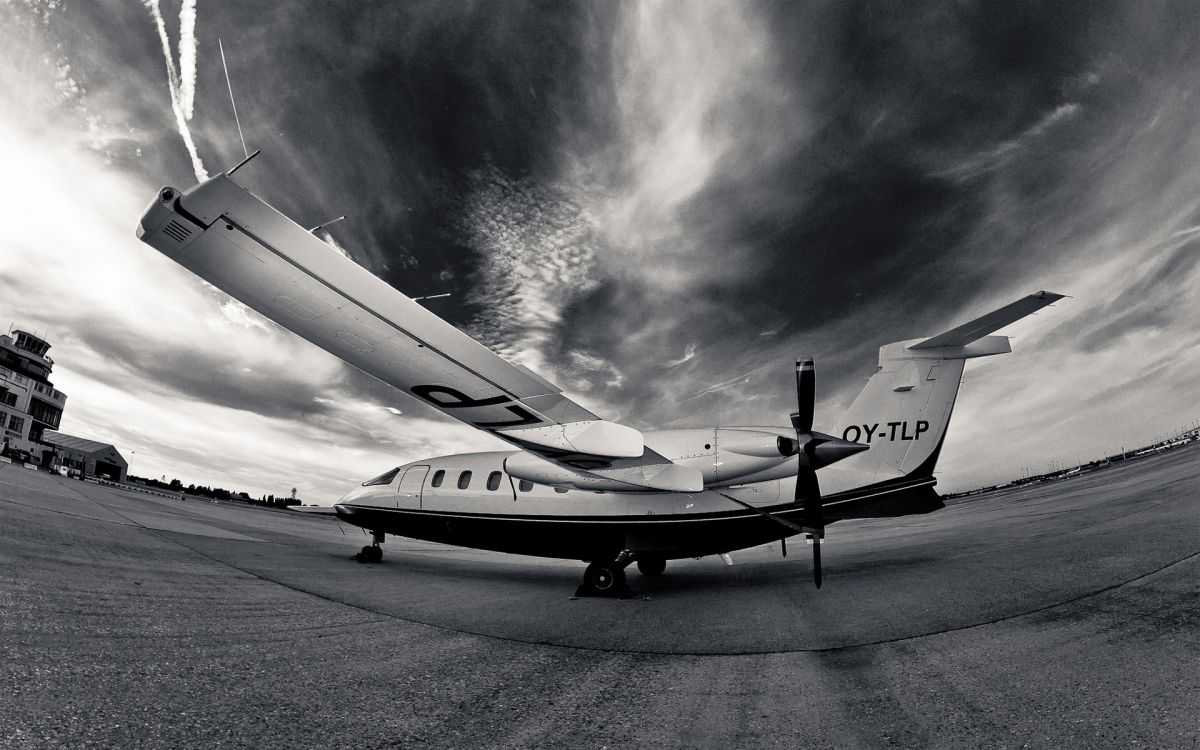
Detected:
left=518, top=480, right=533, bottom=493
left=554, top=487, right=569, bottom=494
left=362, top=467, right=401, bottom=487
left=486, top=472, right=502, bottom=491
left=457, top=471, right=472, bottom=490
left=430, top=470, right=445, bottom=488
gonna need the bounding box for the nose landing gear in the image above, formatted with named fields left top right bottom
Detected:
left=355, top=530, right=385, bottom=563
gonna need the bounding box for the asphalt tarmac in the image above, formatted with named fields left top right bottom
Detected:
left=1, top=446, right=1197, bottom=749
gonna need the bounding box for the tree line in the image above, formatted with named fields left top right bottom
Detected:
left=131, top=475, right=301, bottom=507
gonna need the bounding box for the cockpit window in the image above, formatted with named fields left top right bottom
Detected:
left=486, top=471, right=502, bottom=491
left=518, top=479, right=533, bottom=493
left=430, top=470, right=445, bottom=488
left=362, top=467, right=401, bottom=487
left=457, top=470, right=472, bottom=490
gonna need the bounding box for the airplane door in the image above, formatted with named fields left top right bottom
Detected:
left=396, top=465, right=429, bottom=509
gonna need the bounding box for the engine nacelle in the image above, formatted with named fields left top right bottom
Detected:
left=719, top=430, right=792, bottom=458
left=503, top=425, right=856, bottom=493
left=641, top=428, right=800, bottom=487
left=503, top=451, right=704, bottom=493
left=503, top=451, right=616, bottom=491
left=712, top=428, right=798, bottom=485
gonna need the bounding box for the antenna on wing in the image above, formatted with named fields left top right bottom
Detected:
left=227, top=149, right=260, bottom=176
left=308, top=216, right=347, bottom=233
left=219, top=38, right=249, bottom=159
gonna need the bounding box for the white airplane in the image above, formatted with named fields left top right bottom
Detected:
left=136, top=160, right=1063, bottom=594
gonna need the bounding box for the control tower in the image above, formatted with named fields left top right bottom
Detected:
left=0, top=329, right=68, bottom=460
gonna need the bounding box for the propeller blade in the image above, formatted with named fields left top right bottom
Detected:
left=716, top=492, right=806, bottom=534
left=716, top=489, right=824, bottom=587
left=812, top=535, right=822, bottom=588
left=798, top=462, right=824, bottom=590
left=795, top=464, right=820, bottom=503
left=790, top=358, right=815, bottom=433
left=797, top=445, right=823, bottom=520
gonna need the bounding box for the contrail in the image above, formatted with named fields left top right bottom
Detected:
left=178, top=0, right=198, bottom=118
left=144, top=0, right=208, bottom=182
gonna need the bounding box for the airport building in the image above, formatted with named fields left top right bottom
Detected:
left=0, top=329, right=67, bottom=462
left=41, top=431, right=128, bottom=482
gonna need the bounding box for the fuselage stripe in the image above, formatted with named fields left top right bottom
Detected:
left=338, top=476, right=936, bottom=524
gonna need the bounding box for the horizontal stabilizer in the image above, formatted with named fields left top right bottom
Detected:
left=909, top=291, right=1065, bottom=350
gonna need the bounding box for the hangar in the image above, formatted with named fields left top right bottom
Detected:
left=41, top=430, right=128, bottom=482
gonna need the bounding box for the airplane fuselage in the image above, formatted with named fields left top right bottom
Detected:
left=336, top=448, right=801, bottom=562
left=333, top=426, right=933, bottom=562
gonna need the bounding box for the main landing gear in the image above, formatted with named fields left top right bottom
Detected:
left=636, top=557, right=666, bottom=576
left=578, top=553, right=668, bottom=597
left=355, top=530, right=385, bottom=563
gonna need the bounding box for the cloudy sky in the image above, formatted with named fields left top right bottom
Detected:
left=2, top=1, right=1198, bottom=500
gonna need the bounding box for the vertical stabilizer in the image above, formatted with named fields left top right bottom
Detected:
left=832, top=291, right=1064, bottom=483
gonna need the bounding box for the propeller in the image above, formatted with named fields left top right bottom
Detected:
left=793, top=358, right=826, bottom=587
left=727, top=357, right=868, bottom=588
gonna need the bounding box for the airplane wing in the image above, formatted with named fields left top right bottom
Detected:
left=136, top=172, right=701, bottom=492
left=288, top=505, right=339, bottom=516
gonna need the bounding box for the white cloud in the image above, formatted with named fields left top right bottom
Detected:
left=664, top=344, right=697, bottom=367
left=578, top=1, right=796, bottom=295
left=459, top=167, right=602, bottom=387
left=319, top=230, right=352, bottom=259
left=937, top=102, right=1081, bottom=182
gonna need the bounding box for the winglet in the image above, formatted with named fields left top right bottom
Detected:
left=908, top=291, right=1066, bottom=349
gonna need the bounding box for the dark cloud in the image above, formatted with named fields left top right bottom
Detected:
left=538, top=1, right=1200, bottom=428
left=205, top=2, right=616, bottom=329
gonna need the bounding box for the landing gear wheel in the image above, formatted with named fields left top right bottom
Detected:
left=636, top=557, right=666, bottom=576
left=584, top=561, right=626, bottom=595
left=357, top=544, right=383, bottom=563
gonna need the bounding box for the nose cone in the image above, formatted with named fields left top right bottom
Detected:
left=811, top=437, right=870, bottom=468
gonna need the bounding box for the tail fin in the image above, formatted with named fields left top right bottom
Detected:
left=834, top=291, right=1064, bottom=483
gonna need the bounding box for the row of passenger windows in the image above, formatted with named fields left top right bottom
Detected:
left=428, top=470, right=568, bottom=493
left=364, top=466, right=570, bottom=493
left=431, top=469, right=505, bottom=491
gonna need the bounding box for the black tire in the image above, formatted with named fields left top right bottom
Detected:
left=637, top=557, right=666, bottom=576
left=360, top=545, right=373, bottom=559
left=585, top=562, right=625, bottom=594
left=368, top=545, right=383, bottom=563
